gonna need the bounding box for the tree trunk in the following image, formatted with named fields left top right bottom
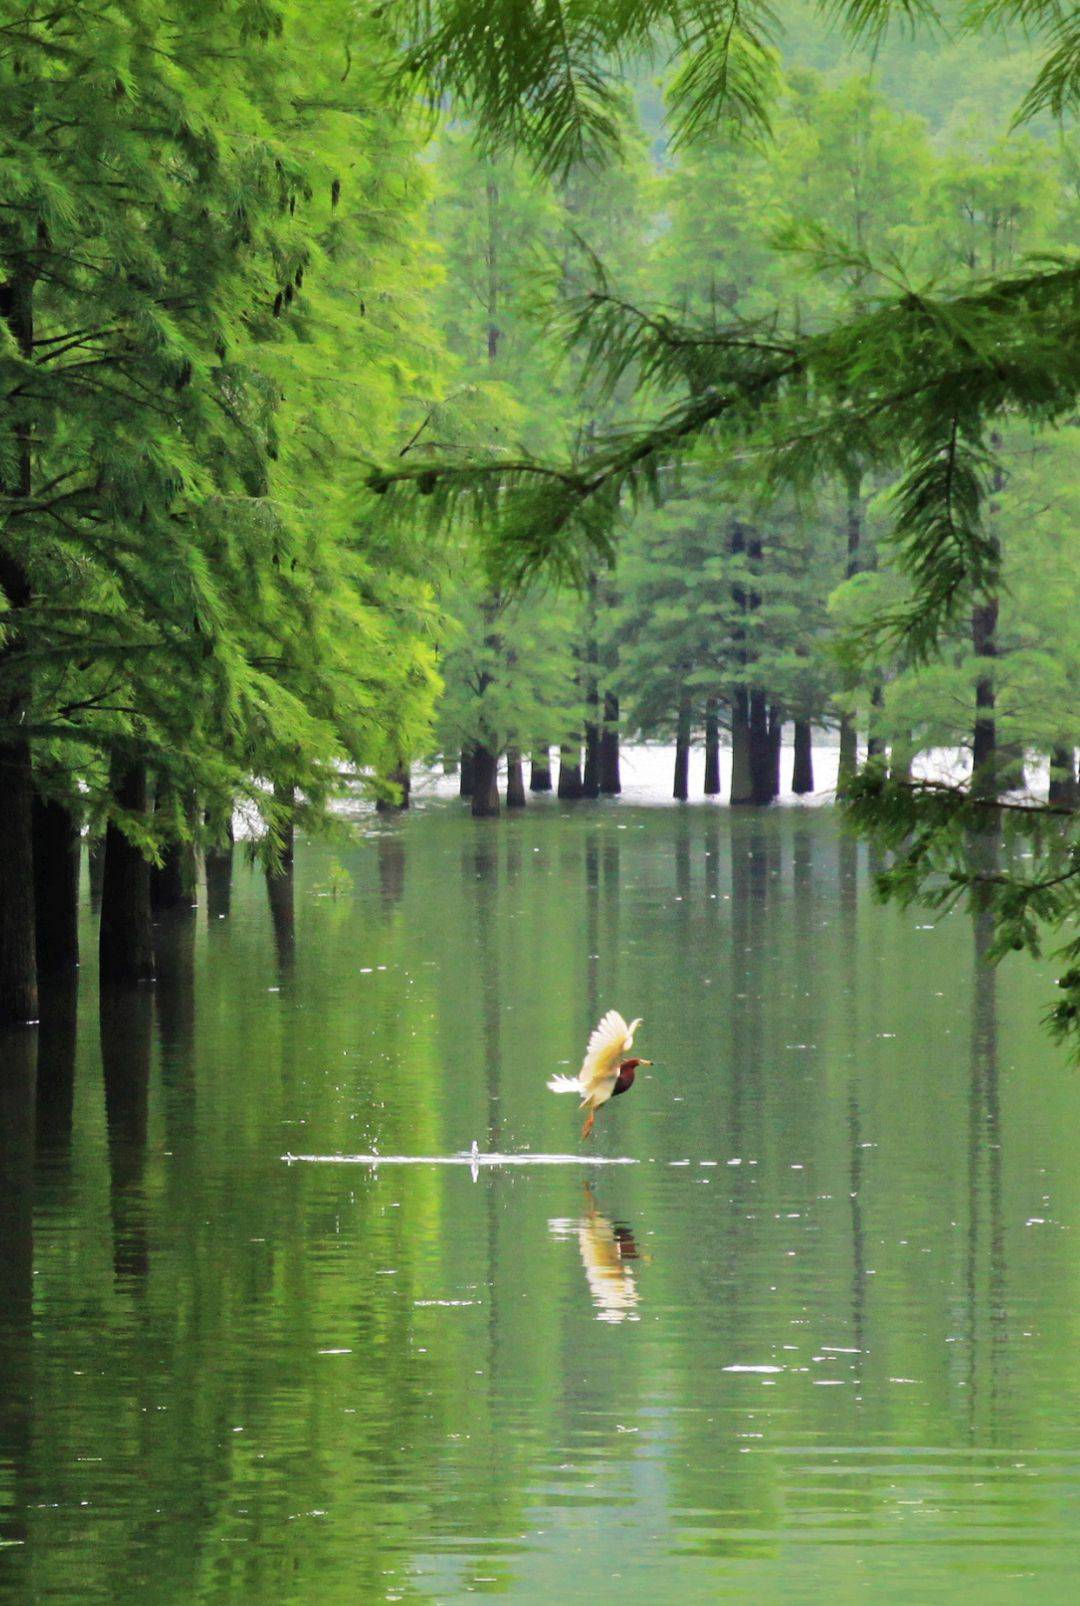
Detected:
left=32, top=794, right=80, bottom=977
left=88, top=837, right=106, bottom=908
left=703, top=699, right=721, bottom=796
left=582, top=727, right=601, bottom=797
left=266, top=865, right=295, bottom=973
left=0, top=265, right=40, bottom=1025
left=730, top=688, right=753, bottom=805
left=505, top=746, right=526, bottom=808
left=1049, top=746, right=1078, bottom=808
left=270, top=781, right=295, bottom=876
left=557, top=744, right=583, bottom=800
left=971, top=592, right=999, bottom=800
left=0, top=733, right=37, bottom=1025
left=600, top=692, right=621, bottom=794
left=866, top=680, right=886, bottom=762
left=837, top=470, right=864, bottom=799
left=792, top=720, right=814, bottom=794
left=768, top=705, right=783, bottom=800
left=471, top=743, right=500, bottom=817
left=748, top=689, right=773, bottom=806
left=530, top=747, right=552, bottom=792
left=673, top=691, right=692, bottom=801
left=205, top=809, right=234, bottom=925
left=581, top=572, right=601, bottom=798
left=150, top=784, right=196, bottom=914
left=99, top=755, right=155, bottom=985
left=459, top=746, right=476, bottom=798
left=837, top=716, right=858, bottom=796
left=376, top=763, right=411, bottom=813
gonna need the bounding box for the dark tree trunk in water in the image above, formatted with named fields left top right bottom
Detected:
left=792, top=720, right=814, bottom=794
left=376, top=764, right=411, bottom=813
left=703, top=699, right=721, bottom=795
left=100, top=756, right=155, bottom=985
left=582, top=726, right=601, bottom=797
left=582, top=574, right=601, bottom=798
left=471, top=744, right=500, bottom=817
left=204, top=810, right=234, bottom=920
left=971, top=591, right=999, bottom=800
left=600, top=692, right=621, bottom=794
left=557, top=745, right=583, bottom=800
left=150, top=785, right=196, bottom=914
left=530, top=747, right=552, bottom=791
left=270, top=781, right=295, bottom=876
left=748, top=690, right=773, bottom=806
left=459, top=747, right=476, bottom=798
left=673, top=691, right=692, bottom=801
left=1049, top=746, right=1078, bottom=807
left=837, top=470, right=864, bottom=798
left=0, top=268, right=40, bottom=1026
left=32, top=795, right=80, bottom=977
left=730, top=688, right=752, bottom=804
left=505, top=747, right=526, bottom=808
left=265, top=783, right=296, bottom=967
left=0, top=733, right=37, bottom=1025
left=866, top=681, right=886, bottom=762
left=972, top=447, right=1004, bottom=804
left=768, top=706, right=783, bottom=800
left=837, top=716, right=858, bottom=795
left=88, top=838, right=106, bottom=908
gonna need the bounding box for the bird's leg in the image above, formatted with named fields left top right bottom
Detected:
left=580, top=1109, right=595, bottom=1141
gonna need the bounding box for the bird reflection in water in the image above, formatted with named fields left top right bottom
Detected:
left=550, top=1184, right=643, bottom=1324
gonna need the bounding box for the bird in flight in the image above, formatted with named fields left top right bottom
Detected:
left=547, top=1009, right=650, bottom=1139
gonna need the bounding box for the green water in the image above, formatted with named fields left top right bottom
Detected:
left=1, top=806, right=1078, bottom=1603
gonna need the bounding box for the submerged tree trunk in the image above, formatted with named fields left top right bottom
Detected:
left=1049, top=746, right=1078, bottom=807
left=0, top=732, right=37, bottom=1025
left=792, top=720, right=814, bottom=795
left=376, top=763, right=411, bottom=813
left=32, top=794, right=80, bottom=977
left=600, top=691, right=621, bottom=794
left=673, top=691, right=692, bottom=801
left=150, top=784, right=197, bottom=914
left=866, top=681, right=886, bottom=762
left=557, top=744, right=583, bottom=800
left=530, top=746, right=552, bottom=792
left=971, top=592, right=999, bottom=801
left=703, top=698, right=721, bottom=796
left=505, top=746, right=526, bottom=808
left=204, top=810, right=234, bottom=921
left=0, top=265, right=40, bottom=1025
left=99, top=755, right=155, bottom=985
left=88, top=838, right=106, bottom=908
left=459, top=746, right=476, bottom=798
left=730, top=688, right=752, bottom=805
left=471, top=744, right=500, bottom=817
left=748, top=689, right=773, bottom=807
left=837, top=717, right=858, bottom=794
left=768, top=705, right=783, bottom=801
left=837, top=469, right=864, bottom=799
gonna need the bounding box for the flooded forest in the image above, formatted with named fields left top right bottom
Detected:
left=1, top=3, right=1079, bottom=1603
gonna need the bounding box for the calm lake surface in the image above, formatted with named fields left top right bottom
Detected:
left=2, top=800, right=1078, bottom=1602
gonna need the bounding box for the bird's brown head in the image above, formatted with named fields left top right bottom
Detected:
left=613, top=1057, right=650, bottom=1096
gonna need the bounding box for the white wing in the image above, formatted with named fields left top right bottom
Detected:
left=579, top=1010, right=642, bottom=1095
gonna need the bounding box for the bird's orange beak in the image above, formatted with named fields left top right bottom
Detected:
left=639, top=1059, right=653, bottom=1066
